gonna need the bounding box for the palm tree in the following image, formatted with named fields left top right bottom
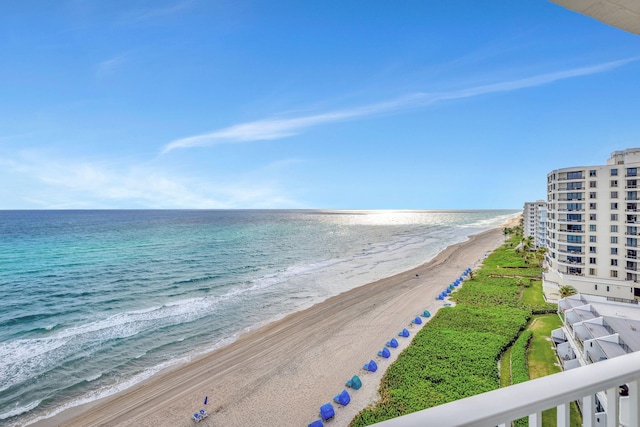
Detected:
left=503, top=227, right=511, bottom=241
left=522, top=235, right=535, bottom=252
left=559, top=285, right=577, bottom=298
left=534, top=247, right=547, bottom=267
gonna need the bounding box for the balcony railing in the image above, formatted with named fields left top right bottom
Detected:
left=372, top=350, right=640, bottom=427
left=559, top=259, right=585, bottom=266
left=558, top=249, right=585, bottom=255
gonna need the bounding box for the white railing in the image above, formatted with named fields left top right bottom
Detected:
left=372, top=350, right=640, bottom=427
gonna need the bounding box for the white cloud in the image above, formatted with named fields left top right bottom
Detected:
left=96, top=55, right=126, bottom=80
left=120, top=0, right=193, bottom=24
left=2, top=152, right=303, bottom=209
left=162, top=57, right=637, bottom=153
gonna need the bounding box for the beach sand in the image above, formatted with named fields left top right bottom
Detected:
left=40, top=221, right=514, bottom=427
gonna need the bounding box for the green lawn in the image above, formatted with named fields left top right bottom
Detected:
left=521, top=279, right=546, bottom=306
left=499, top=346, right=512, bottom=388
left=527, top=315, right=581, bottom=426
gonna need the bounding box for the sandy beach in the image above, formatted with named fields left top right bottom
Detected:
left=38, top=222, right=512, bottom=427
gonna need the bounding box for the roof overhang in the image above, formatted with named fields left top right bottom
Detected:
left=551, top=0, right=640, bottom=35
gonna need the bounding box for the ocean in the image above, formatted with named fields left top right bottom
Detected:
left=0, top=209, right=517, bottom=426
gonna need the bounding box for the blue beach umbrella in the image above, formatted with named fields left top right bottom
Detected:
left=413, top=316, right=422, bottom=325
left=386, top=338, right=399, bottom=348
left=334, top=389, right=351, bottom=406
left=363, top=359, right=378, bottom=372
left=320, top=403, right=335, bottom=421
left=346, top=375, right=362, bottom=390
left=378, top=347, right=391, bottom=358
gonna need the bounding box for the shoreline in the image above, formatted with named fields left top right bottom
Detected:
left=32, top=221, right=514, bottom=427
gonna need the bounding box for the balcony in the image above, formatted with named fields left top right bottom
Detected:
left=558, top=219, right=585, bottom=223
left=557, top=239, right=584, bottom=244
left=558, top=259, right=585, bottom=266
left=562, top=270, right=585, bottom=276
left=558, top=248, right=585, bottom=255
left=372, top=350, right=640, bottom=427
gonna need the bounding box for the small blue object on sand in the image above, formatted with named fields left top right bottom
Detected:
left=363, top=359, right=378, bottom=372
left=320, top=403, right=335, bottom=421
left=334, top=389, right=351, bottom=406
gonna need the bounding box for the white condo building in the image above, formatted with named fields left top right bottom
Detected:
left=523, top=200, right=548, bottom=249
left=545, top=148, right=640, bottom=303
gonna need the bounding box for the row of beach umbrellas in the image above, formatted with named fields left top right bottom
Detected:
left=436, top=268, right=472, bottom=300
left=307, top=268, right=472, bottom=426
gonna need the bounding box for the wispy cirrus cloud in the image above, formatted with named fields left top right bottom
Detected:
left=162, top=57, right=637, bottom=154
left=120, top=0, right=193, bottom=24
left=96, top=54, right=127, bottom=80
left=1, top=152, right=303, bottom=209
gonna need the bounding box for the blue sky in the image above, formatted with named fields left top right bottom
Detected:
left=1, top=1, right=639, bottom=210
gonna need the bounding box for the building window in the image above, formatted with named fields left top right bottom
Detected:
left=612, top=191, right=618, bottom=198
left=590, top=192, right=597, bottom=199
left=611, top=169, right=618, bottom=176
left=590, top=224, right=596, bottom=232
left=628, top=168, right=638, bottom=177
left=595, top=284, right=598, bottom=289
left=590, top=203, right=597, bottom=209
left=611, top=271, right=618, bottom=278
left=611, top=259, right=618, bottom=266
left=590, top=236, right=596, bottom=242
left=607, top=285, right=611, bottom=291
left=590, top=181, right=597, bottom=188
left=611, top=180, right=618, bottom=187
left=590, top=269, right=597, bottom=276
left=612, top=225, right=618, bottom=232
left=590, top=170, right=597, bottom=177
left=590, top=246, right=597, bottom=253
left=590, top=214, right=597, bottom=220
left=568, top=235, right=582, bottom=243
left=612, top=203, right=619, bottom=210
left=611, top=214, right=618, bottom=221
left=612, top=248, right=619, bottom=255
left=590, top=257, right=596, bottom=264
left=568, top=171, right=583, bottom=180
left=612, top=236, right=618, bottom=244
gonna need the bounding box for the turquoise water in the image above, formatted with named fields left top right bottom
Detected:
left=0, top=209, right=517, bottom=425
